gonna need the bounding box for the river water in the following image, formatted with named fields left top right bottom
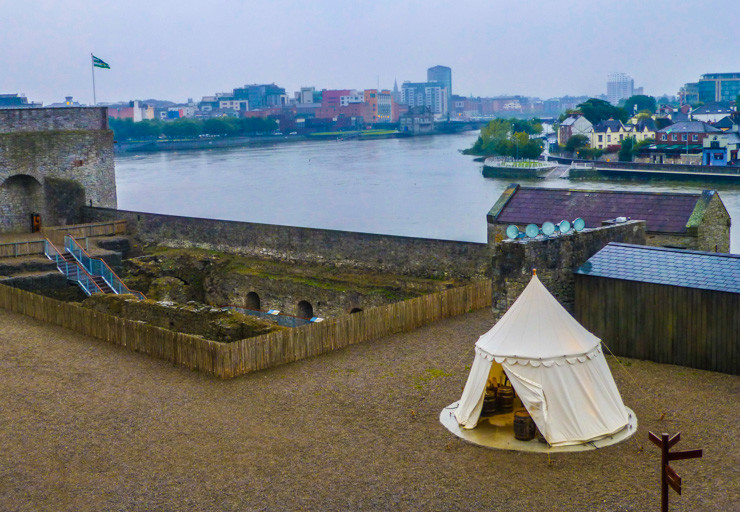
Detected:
left=115, top=132, right=740, bottom=253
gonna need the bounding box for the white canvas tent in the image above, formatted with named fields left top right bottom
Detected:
left=455, top=274, right=630, bottom=447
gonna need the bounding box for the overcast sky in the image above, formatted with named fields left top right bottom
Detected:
left=3, top=0, right=738, bottom=105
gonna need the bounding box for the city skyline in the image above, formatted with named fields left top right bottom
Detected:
left=3, top=0, right=739, bottom=105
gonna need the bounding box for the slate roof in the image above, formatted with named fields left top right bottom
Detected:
left=560, top=116, right=577, bottom=126
left=713, top=116, right=736, bottom=130
left=575, top=243, right=740, bottom=294
left=635, top=118, right=656, bottom=131
left=691, top=102, right=733, bottom=116
left=593, top=119, right=625, bottom=133
left=488, top=186, right=714, bottom=234
left=657, top=121, right=722, bottom=134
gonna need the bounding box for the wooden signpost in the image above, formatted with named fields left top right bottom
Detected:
left=648, top=431, right=703, bottom=512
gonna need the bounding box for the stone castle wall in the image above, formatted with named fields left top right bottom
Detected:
left=0, top=107, right=108, bottom=133
left=84, top=207, right=492, bottom=280
left=490, top=220, right=647, bottom=313
left=0, top=107, right=115, bottom=232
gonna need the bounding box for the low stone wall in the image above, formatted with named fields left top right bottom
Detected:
left=83, top=208, right=491, bottom=280
left=490, top=220, right=647, bottom=313
left=82, top=294, right=280, bottom=343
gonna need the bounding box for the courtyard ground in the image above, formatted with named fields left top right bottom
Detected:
left=0, top=307, right=737, bottom=511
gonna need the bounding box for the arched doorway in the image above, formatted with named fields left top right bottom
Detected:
left=296, top=300, right=313, bottom=319
left=0, top=174, right=44, bottom=232
left=245, top=291, right=261, bottom=311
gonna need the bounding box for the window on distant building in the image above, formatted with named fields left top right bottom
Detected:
left=598, top=135, right=603, bottom=142
left=662, top=134, right=667, bottom=141
left=607, top=134, right=611, bottom=142
left=683, top=134, right=687, bottom=141
left=693, top=135, right=698, bottom=141
left=672, top=134, right=677, bottom=141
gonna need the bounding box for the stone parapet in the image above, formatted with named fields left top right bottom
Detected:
left=491, top=220, right=646, bottom=313
left=0, top=107, right=108, bottom=133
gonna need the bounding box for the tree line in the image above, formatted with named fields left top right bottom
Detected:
left=464, top=118, right=544, bottom=158
left=109, top=117, right=279, bottom=141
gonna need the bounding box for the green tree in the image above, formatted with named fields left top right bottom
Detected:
left=202, top=118, right=240, bottom=137
left=162, top=119, right=201, bottom=139
left=623, top=95, right=657, bottom=116
left=618, top=137, right=635, bottom=161
left=576, top=98, right=628, bottom=124
left=565, top=134, right=589, bottom=153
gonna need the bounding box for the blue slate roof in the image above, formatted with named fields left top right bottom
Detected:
left=575, top=243, right=740, bottom=294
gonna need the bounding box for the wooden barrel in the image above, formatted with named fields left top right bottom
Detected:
left=513, top=409, right=535, bottom=441
left=535, top=426, right=548, bottom=444
left=481, top=390, right=497, bottom=416
left=497, top=386, right=514, bottom=412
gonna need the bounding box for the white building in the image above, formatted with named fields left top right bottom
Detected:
left=401, top=82, right=448, bottom=117
left=607, top=72, right=634, bottom=105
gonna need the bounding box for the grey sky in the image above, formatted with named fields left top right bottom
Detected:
left=3, top=0, right=739, bottom=105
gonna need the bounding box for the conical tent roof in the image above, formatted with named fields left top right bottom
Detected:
left=455, top=273, right=631, bottom=445
left=476, top=274, right=599, bottom=361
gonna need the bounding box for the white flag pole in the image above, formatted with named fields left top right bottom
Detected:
left=91, top=53, right=97, bottom=105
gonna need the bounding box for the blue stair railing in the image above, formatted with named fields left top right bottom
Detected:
left=64, top=235, right=146, bottom=300
left=44, top=239, right=105, bottom=296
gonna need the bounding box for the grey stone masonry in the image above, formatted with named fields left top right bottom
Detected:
left=491, top=220, right=647, bottom=313
left=0, top=107, right=116, bottom=232
left=84, top=207, right=492, bottom=280
left=0, top=107, right=108, bottom=133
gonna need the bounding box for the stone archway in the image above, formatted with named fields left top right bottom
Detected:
left=0, top=174, right=44, bottom=232
left=245, top=291, right=261, bottom=311
left=296, top=300, right=313, bottom=319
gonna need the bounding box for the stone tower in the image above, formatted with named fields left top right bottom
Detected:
left=0, top=107, right=116, bottom=232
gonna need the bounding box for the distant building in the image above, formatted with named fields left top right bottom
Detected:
left=690, top=102, right=734, bottom=123
left=679, top=82, right=700, bottom=105
left=401, top=82, right=448, bottom=116
left=487, top=185, right=730, bottom=252
left=0, top=93, right=41, bottom=109
left=427, top=65, right=452, bottom=102
left=702, top=132, right=740, bottom=166
left=233, top=84, right=286, bottom=109
left=557, top=114, right=592, bottom=146
left=108, top=100, right=143, bottom=122
left=47, top=96, right=83, bottom=108
left=591, top=119, right=630, bottom=150
left=399, top=106, right=434, bottom=134
left=363, top=89, right=393, bottom=124
left=607, top=73, right=634, bottom=105
left=697, top=72, right=740, bottom=103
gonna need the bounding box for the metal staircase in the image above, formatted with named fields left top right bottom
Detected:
left=43, top=236, right=145, bottom=299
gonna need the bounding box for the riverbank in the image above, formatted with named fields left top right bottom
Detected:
left=114, top=128, right=474, bottom=153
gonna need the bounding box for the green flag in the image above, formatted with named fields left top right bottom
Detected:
left=92, top=55, right=110, bottom=69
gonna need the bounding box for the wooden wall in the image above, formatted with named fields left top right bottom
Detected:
left=0, top=280, right=491, bottom=379
left=575, top=275, right=739, bottom=375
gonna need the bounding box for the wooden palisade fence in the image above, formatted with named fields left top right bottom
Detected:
left=0, top=280, right=492, bottom=379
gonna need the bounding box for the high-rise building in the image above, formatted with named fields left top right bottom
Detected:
left=233, top=84, right=287, bottom=109
left=401, top=82, right=448, bottom=116
left=606, top=73, right=634, bottom=105
left=427, top=65, right=452, bottom=101
left=697, top=72, right=740, bottom=103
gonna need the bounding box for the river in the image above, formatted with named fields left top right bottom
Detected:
left=115, top=132, right=740, bottom=253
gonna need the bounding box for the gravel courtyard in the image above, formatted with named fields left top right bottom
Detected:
left=0, top=307, right=737, bottom=511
